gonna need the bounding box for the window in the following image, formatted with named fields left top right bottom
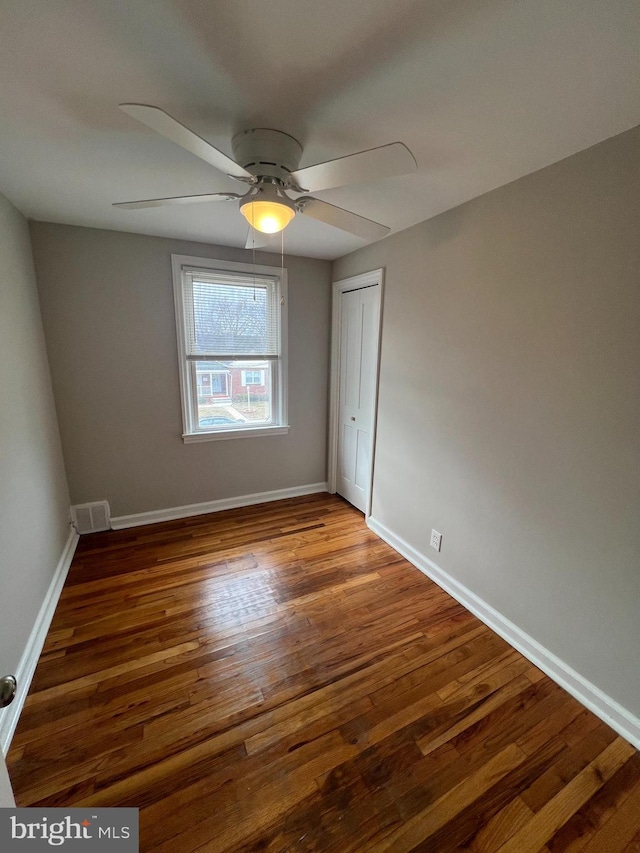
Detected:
left=172, top=255, right=288, bottom=441
left=241, top=369, right=264, bottom=386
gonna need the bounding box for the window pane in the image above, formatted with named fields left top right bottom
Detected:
left=185, top=272, right=279, bottom=357
left=196, top=360, right=272, bottom=428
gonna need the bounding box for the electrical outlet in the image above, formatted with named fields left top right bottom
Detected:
left=430, top=529, right=442, bottom=552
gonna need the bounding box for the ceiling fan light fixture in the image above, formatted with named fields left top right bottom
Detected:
left=239, top=186, right=296, bottom=234
left=240, top=199, right=295, bottom=234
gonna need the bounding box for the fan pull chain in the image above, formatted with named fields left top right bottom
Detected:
left=252, top=228, right=256, bottom=300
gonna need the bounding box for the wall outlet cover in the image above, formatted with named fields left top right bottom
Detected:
left=430, top=529, right=442, bottom=552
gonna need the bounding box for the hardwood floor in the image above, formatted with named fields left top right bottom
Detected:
left=7, top=493, right=640, bottom=851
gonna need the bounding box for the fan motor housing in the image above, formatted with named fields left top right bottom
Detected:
left=231, top=128, right=303, bottom=182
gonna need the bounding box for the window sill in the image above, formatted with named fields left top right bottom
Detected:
left=182, top=425, right=290, bottom=443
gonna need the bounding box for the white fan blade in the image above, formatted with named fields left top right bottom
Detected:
left=291, top=142, right=416, bottom=192
left=114, top=192, right=241, bottom=210
left=244, top=228, right=272, bottom=250
left=119, top=104, right=253, bottom=181
left=298, top=197, right=389, bottom=241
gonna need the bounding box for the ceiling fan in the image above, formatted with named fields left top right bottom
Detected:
left=114, top=104, right=417, bottom=247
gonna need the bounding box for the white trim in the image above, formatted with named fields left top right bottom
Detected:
left=182, top=424, right=290, bottom=442
left=367, top=515, right=640, bottom=751
left=0, top=527, right=79, bottom=756
left=111, top=482, right=329, bottom=530
left=328, top=268, right=384, bottom=518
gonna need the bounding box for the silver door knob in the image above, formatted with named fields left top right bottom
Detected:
left=0, top=675, right=17, bottom=708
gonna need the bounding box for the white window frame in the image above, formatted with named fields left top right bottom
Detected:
left=241, top=369, right=264, bottom=386
left=172, top=254, right=289, bottom=442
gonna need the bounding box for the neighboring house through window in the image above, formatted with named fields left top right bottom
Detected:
left=172, top=254, right=288, bottom=441
left=197, top=368, right=230, bottom=400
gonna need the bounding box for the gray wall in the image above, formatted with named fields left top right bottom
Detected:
left=31, top=224, right=332, bottom=517
left=333, top=125, right=640, bottom=716
left=0, top=193, right=70, bottom=676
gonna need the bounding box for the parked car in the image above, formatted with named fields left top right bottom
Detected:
left=198, top=416, right=246, bottom=427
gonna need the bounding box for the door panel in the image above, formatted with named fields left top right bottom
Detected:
left=355, top=428, right=370, bottom=490
left=340, top=422, right=357, bottom=480
left=0, top=751, right=15, bottom=806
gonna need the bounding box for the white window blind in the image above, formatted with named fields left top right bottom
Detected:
left=182, top=267, right=280, bottom=360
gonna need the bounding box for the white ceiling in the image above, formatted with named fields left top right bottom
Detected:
left=1, top=0, right=638, bottom=260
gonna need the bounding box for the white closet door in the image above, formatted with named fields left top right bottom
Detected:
left=336, top=285, right=380, bottom=512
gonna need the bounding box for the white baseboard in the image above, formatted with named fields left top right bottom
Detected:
left=367, top=516, right=640, bottom=751
left=0, top=527, right=79, bottom=755
left=111, top=482, right=329, bottom=530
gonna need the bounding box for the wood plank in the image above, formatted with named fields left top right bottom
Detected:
left=579, top=779, right=640, bottom=853
left=495, top=738, right=636, bottom=853
left=367, top=743, right=529, bottom=852
left=545, top=753, right=640, bottom=852
left=469, top=796, right=535, bottom=852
